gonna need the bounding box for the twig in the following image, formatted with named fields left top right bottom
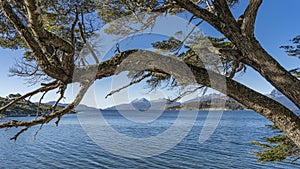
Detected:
left=205, top=0, right=214, bottom=12
left=36, top=90, right=49, bottom=119
left=105, top=73, right=152, bottom=98
left=51, top=85, right=67, bottom=113
left=10, top=127, right=29, bottom=141
left=292, top=156, right=300, bottom=163
left=167, top=86, right=204, bottom=104
left=34, top=124, right=44, bottom=140
left=80, top=8, right=86, bottom=34
left=188, top=15, right=197, bottom=25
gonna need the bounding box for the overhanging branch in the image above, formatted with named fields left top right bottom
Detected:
left=1, top=48, right=300, bottom=148
left=0, top=80, right=60, bottom=114
left=86, top=49, right=300, bottom=148
left=0, top=80, right=93, bottom=140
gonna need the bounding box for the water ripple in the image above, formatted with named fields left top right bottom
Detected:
left=0, top=112, right=298, bottom=168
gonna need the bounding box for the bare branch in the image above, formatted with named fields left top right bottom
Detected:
left=34, top=124, right=44, bottom=140
left=9, top=59, right=40, bottom=77
left=105, top=73, right=152, bottom=98
left=9, top=58, right=52, bottom=85
left=0, top=80, right=93, bottom=139
left=0, top=80, right=60, bottom=114
left=10, top=127, right=29, bottom=141
left=36, top=90, right=49, bottom=119
left=167, top=86, right=204, bottom=104
left=175, top=20, right=204, bottom=54
left=241, top=0, right=263, bottom=36
left=51, top=85, right=67, bottom=112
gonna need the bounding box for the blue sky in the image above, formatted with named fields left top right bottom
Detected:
left=0, top=1, right=300, bottom=108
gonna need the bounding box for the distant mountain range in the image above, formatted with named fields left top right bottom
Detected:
left=104, top=98, right=180, bottom=111
left=103, top=95, right=245, bottom=111
left=103, top=89, right=299, bottom=111
left=0, top=89, right=298, bottom=117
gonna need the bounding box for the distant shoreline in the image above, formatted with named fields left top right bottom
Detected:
left=1, top=109, right=234, bottom=118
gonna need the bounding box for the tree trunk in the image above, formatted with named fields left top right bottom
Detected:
left=189, top=65, right=300, bottom=149
left=174, top=0, right=300, bottom=109
left=233, top=37, right=300, bottom=109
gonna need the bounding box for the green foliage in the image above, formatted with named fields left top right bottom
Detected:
left=7, top=93, right=21, bottom=100
left=0, top=12, right=26, bottom=50
left=152, top=37, right=183, bottom=53
left=281, top=35, right=300, bottom=57
left=281, top=35, right=300, bottom=77
left=208, top=36, right=246, bottom=77
left=96, top=0, right=159, bottom=24
left=0, top=0, right=98, bottom=51
left=251, top=124, right=300, bottom=163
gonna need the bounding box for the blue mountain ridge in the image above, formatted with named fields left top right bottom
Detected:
left=41, top=89, right=298, bottom=111
left=103, top=89, right=298, bottom=111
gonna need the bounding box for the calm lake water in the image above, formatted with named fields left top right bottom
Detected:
left=0, top=110, right=299, bottom=169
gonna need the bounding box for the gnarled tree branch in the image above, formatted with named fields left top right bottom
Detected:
left=24, top=0, right=75, bottom=76
left=0, top=0, right=69, bottom=82
left=89, top=50, right=300, bottom=148
left=174, top=0, right=300, bottom=109
left=1, top=48, right=300, bottom=149
left=24, top=0, right=74, bottom=54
